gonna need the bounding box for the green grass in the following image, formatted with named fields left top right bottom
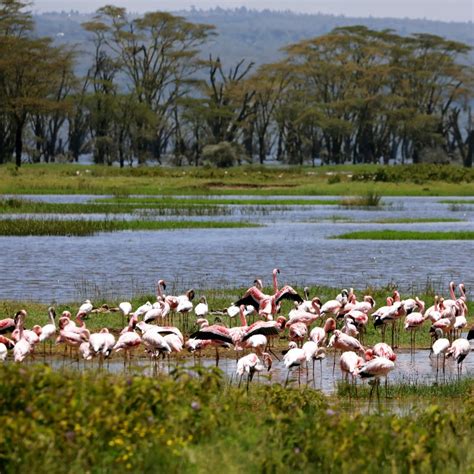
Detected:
left=1, top=163, right=473, bottom=196
left=0, top=218, right=258, bottom=236
left=439, top=199, right=474, bottom=204
left=333, top=230, right=474, bottom=240
left=371, top=218, right=463, bottom=223
left=0, top=364, right=472, bottom=473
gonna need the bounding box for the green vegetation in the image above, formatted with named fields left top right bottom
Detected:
left=1, top=164, right=473, bottom=196
left=440, top=199, right=474, bottom=204
left=0, top=364, right=472, bottom=473
left=333, top=230, right=474, bottom=240
left=0, top=218, right=258, bottom=236
left=340, top=191, right=382, bottom=207
left=371, top=218, right=463, bottom=224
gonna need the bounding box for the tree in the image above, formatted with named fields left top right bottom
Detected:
left=83, top=6, right=215, bottom=164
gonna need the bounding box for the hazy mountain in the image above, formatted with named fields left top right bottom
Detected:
left=34, top=8, right=473, bottom=73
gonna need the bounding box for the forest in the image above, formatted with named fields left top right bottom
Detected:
left=1, top=0, right=473, bottom=167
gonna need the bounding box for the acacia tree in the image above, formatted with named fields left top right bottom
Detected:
left=83, top=6, right=214, bottom=164
left=0, top=0, right=75, bottom=166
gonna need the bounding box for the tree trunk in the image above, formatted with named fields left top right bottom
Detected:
left=15, top=117, right=25, bottom=167
left=465, top=130, right=473, bottom=168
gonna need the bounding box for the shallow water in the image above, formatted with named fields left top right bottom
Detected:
left=0, top=195, right=473, bottom=302
left=13, top=347, right=473, bottom=396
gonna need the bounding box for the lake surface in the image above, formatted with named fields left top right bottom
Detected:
left=0, top=195, right=472, bottom=302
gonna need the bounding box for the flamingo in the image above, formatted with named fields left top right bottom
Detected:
left=39, top=307, right=57, bottom=354
left=297, top=288, right=321, bottom=314
left=89, top=328, right=116, bottom=361
left=309, top=318, right=336, bottom=346
left=431, top=328, right=450, bottom=378
left=13, top=310, right=33, bottom=363
left=288, top=321, right=308, bottom=347
left=0, top=317, right=15, bottom=335
left=234, top=269, right=303, bottom=320
left=373, top=300, right=405, bottom=346
left=176, top=289, right=195, bottom=329
left=287, top=298, right=321, bottom=326
left=446, top=338, right=471, bottom=375
left=143, top=299, right=169, bottom=323
left=404, top=300, right=428, bottom=351
left=339, top=351, right=364, bottom=389
left=283, top=341, right=307, bottom=386
left=113, top=317, right=142, bottom=367
left=365, top=342, right=397, bottom=362
left=133, top=301, right=153, bottom=320
left=188, top=318, right=233, bottom=365
left=194, top=296, right=209, bottom=318
left=136, top=324, right=172, bottom=360
left=349, top=295, right=376, bottom=314
left=236, top=352, right=271, bottom=389
left=341, top=316, right=359, bottom=339
left=0, top=335, right=14, bottom=361
left=76, top=299, right=93, bottom=319
left=118, top=301, right=133, bottom=325
left=357, top=356, right=395, bottom=402
left=302, top=340, right=326, bottom=378
left=328, top=330, right=365, bottom=354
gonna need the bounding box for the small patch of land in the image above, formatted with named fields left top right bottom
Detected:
left=333, top=230, right=474, bottom=240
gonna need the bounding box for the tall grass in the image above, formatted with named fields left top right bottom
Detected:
left=0, top=364, right=472, bottom=473
left=0, top=218, right=258, bottom=236
left=340, top=190, right=382, bottom=207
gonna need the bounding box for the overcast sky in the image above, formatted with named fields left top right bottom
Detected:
left=32, top=1, right=473, bottom=23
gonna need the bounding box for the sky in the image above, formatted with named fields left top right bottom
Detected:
left=32, top=1, right=474, bottom=23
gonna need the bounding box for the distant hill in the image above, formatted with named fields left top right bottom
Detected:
left=34, top=7, right=474, bottom=74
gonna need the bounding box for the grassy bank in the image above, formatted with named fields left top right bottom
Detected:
left=1, top=163, right=473, bottom=196
left=0, top=364, right=472, bottom=473
left=333, top=230, right=474, bottom=240
left=0, top=218, right=258, bottom=236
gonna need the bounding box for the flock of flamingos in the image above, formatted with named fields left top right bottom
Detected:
left=0, top=269, right=472, bottom=396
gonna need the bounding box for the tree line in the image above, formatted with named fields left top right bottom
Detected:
left=1, top=1, right=473, bottom=167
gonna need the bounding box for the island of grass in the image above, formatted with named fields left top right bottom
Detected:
left=333, top=230, right=474, bottom=240
left=0, top=218, right=259, bottom=236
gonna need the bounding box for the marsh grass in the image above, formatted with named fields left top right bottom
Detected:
left=0, top=218, right=258, bottom=236
left=333, top=230, right=474, bottom=240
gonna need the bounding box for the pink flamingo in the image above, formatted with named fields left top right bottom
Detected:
left=0, top=317, right=15, bottom=335
left=283, top=341, right=307, bottom=386
left=365, top=342, right=397, bottom=362
left=309, top=318, right=336, bottom=346
left=357, top=356, right=395, bottom=402
left=446, top=338, right=471, bottom=375
left=236, top=352, right=272, bottom=389
left=0, top=335, right=15, bottom=361
left=13, top=310, right=34, bottom=363
left=189, top=318, right=233, bottom=365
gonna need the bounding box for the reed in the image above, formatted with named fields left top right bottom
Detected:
left=340, top=190, right=382, bottom=207
left=0, top=218, right=258, bottom=236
